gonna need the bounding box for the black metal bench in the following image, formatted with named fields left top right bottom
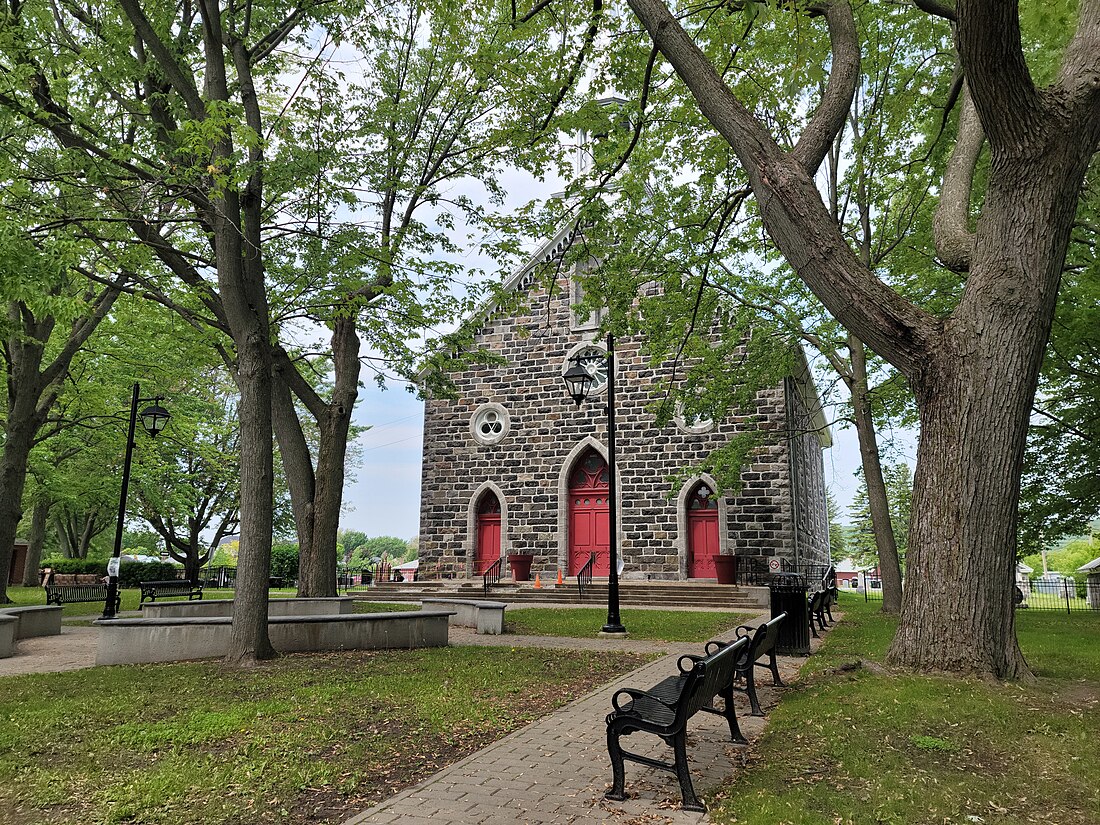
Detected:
left=605, top=634, right=749, bottom=812
left=706, top=611, right=787, bottom=717
left=44, top=584, right=119, bottom=613
left=139, top=580, right=204, bottom=604
left=808, top=590, right=829, bottom=636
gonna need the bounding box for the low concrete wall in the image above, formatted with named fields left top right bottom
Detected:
left=141, top=597, right=357, bottom=620
left=0, top=615, right=15, bottom=658
left=0, top=605, right=63, bottom=639
left=420, top=598, right=507, bottom=635
left=95, top=610, right=451, bottom=665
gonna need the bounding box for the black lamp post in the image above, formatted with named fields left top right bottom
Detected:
left=564, top=332, right=626, bottom=635
left=101, top=383, right=170, bottom=619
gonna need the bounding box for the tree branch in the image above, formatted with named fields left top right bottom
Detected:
left=117, top=0, right=206, bottom=119
left=933, top=81, right=981, bottom=272
left=955, top=0, right=1040, bottom=150
left=626, top=0, right=939, bottom=379
left=791, top=1, right=860, bottom=174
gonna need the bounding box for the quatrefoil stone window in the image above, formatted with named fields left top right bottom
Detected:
left=470, top=403, right=510, bottom=445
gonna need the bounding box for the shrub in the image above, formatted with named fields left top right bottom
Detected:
left=271, top=543, right=299, bottom=581
left=118, top=561, right=183, bottom=587
left=42, top=558, right=104, bottom=575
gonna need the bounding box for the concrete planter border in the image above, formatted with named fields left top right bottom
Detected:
left=95, top=610, right=451, bottom=665
left=420, top=598, right=507, bottom=635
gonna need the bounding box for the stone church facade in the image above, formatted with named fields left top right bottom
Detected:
left=418, top=228, right=831, bottom=581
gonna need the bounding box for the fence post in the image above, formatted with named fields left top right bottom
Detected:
left=1065, top=579, right=1072, bottom=615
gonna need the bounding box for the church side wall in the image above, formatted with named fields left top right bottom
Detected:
left=785, top=377, right=831, bottom=570
left=419, top=274, right=800, bottom=580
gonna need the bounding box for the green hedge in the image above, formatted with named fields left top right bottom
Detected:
left=42, top=558, right=104, bottom=575
left=42, top=558, right=184, bottom=586
left=118, top=561, right=182, bottom=587
left=271, top=542, right=299, bottom=581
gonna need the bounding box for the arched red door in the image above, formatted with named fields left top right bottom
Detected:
left=475, top=493, right=501, bottom=574
left=687, top=483, right=719, bottom=578
left=568, top=449, right=610, bottom=576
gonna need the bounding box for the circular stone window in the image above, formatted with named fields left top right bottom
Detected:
left=470, top=403, right=510, bottom=445
left=562, top=343, right=609, bottom=396
left=674, top=402, right=715, bottom=434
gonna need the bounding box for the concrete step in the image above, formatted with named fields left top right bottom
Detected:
left=357, top=580, right=769, bottom=611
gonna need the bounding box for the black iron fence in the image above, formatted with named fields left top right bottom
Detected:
left=857, top=574, right=1099, bottom=613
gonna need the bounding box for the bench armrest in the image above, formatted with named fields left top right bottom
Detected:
left=676, top=653, right=704, bottom=675
left=611, top=687, right=675, bottom=713
left=734, top=624, right=755, bottom=639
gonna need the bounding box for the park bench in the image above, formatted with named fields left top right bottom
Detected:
left=705, top=611, right=787, bottom=717
left=44, top=583, right=119, bottom=613
left=808, top=590, right=829, bottom=637
left=605, top=634, right=749, bottom=812
left=139, top=580, right=204, bottom=604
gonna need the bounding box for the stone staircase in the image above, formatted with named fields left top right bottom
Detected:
left=355, top=579, right=769, bottom=612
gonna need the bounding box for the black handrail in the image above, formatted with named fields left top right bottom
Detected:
left=483, top=557, right=503, bottom=595
left=577, top=552, right=595, bottom=598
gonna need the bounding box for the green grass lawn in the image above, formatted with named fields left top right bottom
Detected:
left=706, top=593, right=1100, bottom=825
left=504, top=606, right=755, bottom=642
left=0, top=646, right=652, bottom=825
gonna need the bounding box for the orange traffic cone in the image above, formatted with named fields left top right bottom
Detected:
left=556, top=568, right=563, bottom=586
left=534, top=573, right=542, bottom=589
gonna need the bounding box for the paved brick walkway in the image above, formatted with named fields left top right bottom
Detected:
left=345, top=615, right=817, bottom=825
left=0, top=625, right=99, bottom=677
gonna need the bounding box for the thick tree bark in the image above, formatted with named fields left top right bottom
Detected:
left=21, top=499, right=50, bottom=587
left=848, top=336, right=904, bottom=614
left=0, top=404, right=40, bottom=602
left=626, top=0, right=1100, bottom=678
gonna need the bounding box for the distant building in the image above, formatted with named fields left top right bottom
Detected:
left=1079, top=557, right=1100, bottom=609
left=418, top=227, right=832, bottom=582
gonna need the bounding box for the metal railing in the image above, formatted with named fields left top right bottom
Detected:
left=733, top=556, right=771, bottom=586
left=858, top=575, right=1099, bottom=614
left=1017, top=579, right=1097, bottom=613
left=337, top=568, right=374, bottom=591
left=482, top=557, right=503, bottom=595
left=577, top=552, right=595, bottom=598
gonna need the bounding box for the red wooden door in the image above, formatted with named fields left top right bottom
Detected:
left=475, top=494, right=501, bottom=574
left=687, top=484, right=720, bottom=578
left=568, top=449, right=610, bottom=576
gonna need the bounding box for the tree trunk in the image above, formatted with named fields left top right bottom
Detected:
left=56, top=518, right=73, bottom=558
left=848, top=336, right=904, bottom=614
left=21, top=499, right=50, bottom=587
left=272, top=317, right=360, bottom=598
left=225, top=331, right=276, bottom=664
left=0, top=413, right=40, bottom=602
left=887, top=152, right=1076, bottom=678
left=271, top=370, right=316, bottom=582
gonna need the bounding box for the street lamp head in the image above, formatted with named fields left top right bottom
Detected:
left=563, top=361, right=593, bottom=407
left=139, top=402, right=171, bottom=438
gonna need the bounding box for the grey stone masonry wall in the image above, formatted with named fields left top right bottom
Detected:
left=419, top=266, right=815, bottom=581
left=785, top=377, right=831, bottom=569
